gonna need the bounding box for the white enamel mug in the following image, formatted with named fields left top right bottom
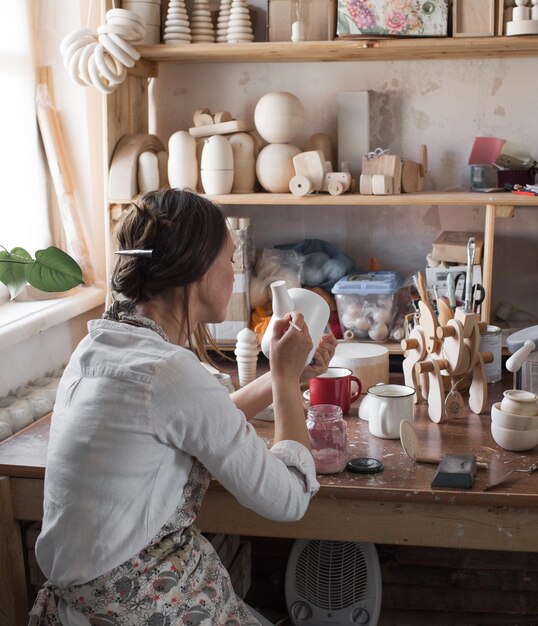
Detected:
left=365, top=383, right=416, bottom=439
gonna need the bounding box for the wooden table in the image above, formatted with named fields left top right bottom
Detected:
left=2, top=373, right=538, bottom=625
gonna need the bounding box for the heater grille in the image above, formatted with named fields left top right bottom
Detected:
left=293, top=540, right=370, bottom=610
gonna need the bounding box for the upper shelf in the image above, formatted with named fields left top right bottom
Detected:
left=203, top=191, right=538, bottom=207
left=137, top=36, right=538, bottom=63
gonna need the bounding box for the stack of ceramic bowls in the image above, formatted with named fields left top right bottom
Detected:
left=122, top=0, right=161, bottom=44
left=490, top=389, right=538, bottom=451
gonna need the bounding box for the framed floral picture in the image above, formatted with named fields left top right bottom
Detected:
left=336, top=0, right=448, bottom=37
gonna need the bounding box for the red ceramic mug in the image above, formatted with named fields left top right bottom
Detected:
left=308, top=367, right=362, bottom=415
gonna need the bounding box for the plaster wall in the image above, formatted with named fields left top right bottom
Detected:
left=152, top=58, right=538, bottom=318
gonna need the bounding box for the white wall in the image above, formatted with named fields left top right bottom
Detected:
left=152, top=57, right=538, bottom=318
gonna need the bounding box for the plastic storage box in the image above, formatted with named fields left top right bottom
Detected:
left=332, top=272, right=404, bottom=342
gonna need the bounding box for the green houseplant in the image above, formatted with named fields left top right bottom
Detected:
left=0, top=245, right=83, bottom=300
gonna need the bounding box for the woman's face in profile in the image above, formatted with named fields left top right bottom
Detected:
left=195, top=231, right=236, bottom=324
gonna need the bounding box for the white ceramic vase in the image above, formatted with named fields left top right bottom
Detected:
left=261, top=280, right=330, bottom=366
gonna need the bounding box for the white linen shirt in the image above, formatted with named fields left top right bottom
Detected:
left=36, top=319, right=319, bottom=588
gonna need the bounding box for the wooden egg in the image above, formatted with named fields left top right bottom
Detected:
left=168, top=131, right=198, bottom=190
left=256, top=143, right=301, bottom=193
left=356, top=316, right=371, bottom=331
left=137, top=151, right=159, bottom=193
left=373, top=308, right=392, bottom=325
left=368, top=324, right=389, bottom=341
left=201, top=135, right=234, bottom=194
left=229, top=132, right=256, bottom=193
left=254, top=91, right=304, bottom=144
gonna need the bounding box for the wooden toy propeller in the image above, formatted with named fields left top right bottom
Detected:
left=400, top=419, right=441, bottom=464
left=400, top=420, right=488, bottom=470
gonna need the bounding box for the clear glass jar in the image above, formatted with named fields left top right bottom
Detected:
left=306, top=404, right=348, bottom=474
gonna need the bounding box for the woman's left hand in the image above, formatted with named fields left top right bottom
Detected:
left=300, top=332, right=338, bottom=383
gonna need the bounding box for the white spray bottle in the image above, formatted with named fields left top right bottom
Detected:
left=261, top=280, right=330, bottom=366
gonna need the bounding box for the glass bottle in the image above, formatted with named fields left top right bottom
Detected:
left=306, top=404, right=348, bottom=474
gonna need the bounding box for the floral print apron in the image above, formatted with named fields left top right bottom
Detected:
left=29, top=460, right=259, bottom=625
left=29, top=303, right=259, bottom=625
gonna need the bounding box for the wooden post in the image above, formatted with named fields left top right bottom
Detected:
left=0, top=478, right=28, bottom=626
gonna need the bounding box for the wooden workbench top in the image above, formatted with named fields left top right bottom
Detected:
left=1, top=370, right=537, bottom=508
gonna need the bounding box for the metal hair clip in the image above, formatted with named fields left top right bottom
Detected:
left=115, top=249, right=165, bottom=260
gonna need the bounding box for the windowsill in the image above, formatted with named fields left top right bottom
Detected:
left=0, top=284, right=106, bottom=351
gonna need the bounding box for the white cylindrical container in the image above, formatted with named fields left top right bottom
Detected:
left=479, top=325, right=502, bottom=383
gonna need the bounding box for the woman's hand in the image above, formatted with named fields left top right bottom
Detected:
left=269, top=312, right=313, bottom=382
left=300, top=332, right=337, bottom=383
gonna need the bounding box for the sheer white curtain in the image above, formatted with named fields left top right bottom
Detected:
left=0, top=0, right=51, bottom=252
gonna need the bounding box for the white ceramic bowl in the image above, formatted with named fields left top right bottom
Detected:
left=490, top=422, right=538, bottom=452
left=500, top=389, right=538, bottom=417
left=491, top=402, right=538, bottom=431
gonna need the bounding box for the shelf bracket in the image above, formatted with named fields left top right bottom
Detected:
left=493, top=204, right=516, bottom=218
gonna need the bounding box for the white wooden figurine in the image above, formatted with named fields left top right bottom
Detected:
left=190, top=0, right=216, bottom=43
left=163, top=0, right=192, bottom=45
left=217, top=0, right=232, bottom=42
left=227, top=0, right=254, bottom=42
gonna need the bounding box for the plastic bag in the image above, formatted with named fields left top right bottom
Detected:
left=275, top=239, right=359, bottom=291
left=250, top=249, right=303, bottom=308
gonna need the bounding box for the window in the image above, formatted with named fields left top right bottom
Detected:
left=0, top=0, right=52, bottom=253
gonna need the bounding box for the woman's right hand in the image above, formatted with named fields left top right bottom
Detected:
left=269, top=312, right=313, bottom=382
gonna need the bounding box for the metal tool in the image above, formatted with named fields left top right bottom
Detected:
left=453, top=273, right=486, bottom=313
left=483, top=462, right=538, bottom=491
left=464, top=237, right=476, bottom=313
left=446, top=272, right=457, bottom=308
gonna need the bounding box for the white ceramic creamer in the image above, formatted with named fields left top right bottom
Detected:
left=261, top=280, right=330, bottom=366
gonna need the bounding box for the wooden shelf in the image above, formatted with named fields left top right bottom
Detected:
left=110, top=192, right=538, bottom=208
left=137, top=36, right=538, bottom=63
left=216, top=339, right=405, bottom=355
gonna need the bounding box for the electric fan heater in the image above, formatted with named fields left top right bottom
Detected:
left=285, top=540, right=382, bottom=625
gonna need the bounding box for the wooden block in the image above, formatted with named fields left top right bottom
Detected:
left=292, top=151, right=327, bottom=189
left=379, top=155, right=402, bottom=193
left=361, top=154, right=380, bottom=176
left=453, top=0, right=496, bottom=37
left=337, top=91, right=370, bottom=184
left=108, top=133, right=165, bottom=202
left=268, top=0, right=335, bottom=42
left=431, top=231, right=484, bottom=264
left=401, top=160, right=423, bottom=193
left=188, top=120, right=253, bottom=139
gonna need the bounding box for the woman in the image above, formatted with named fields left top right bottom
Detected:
left=31, top=189, right=336, bottom=625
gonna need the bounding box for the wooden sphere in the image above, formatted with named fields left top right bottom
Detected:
left=256, top=143, right=301, bottom=193
left=254, top=91, right=304, bottom=144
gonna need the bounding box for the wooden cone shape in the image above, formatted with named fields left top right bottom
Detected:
left=227, top=0, right=253, bottom=42
left=217, top=0, right=231, bottom=43
left=191, top=0, right=216, bottom=43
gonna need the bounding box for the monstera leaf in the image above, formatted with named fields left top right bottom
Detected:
left=0, top=246, right=83, bottom=300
